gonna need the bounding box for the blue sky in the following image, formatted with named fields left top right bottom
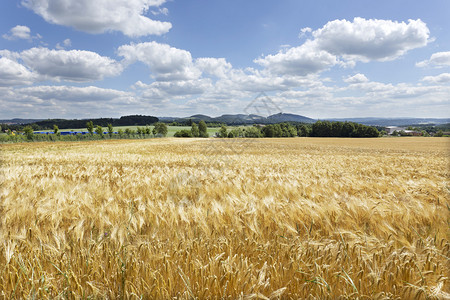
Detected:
left=0, top=0, right=449, bottom=119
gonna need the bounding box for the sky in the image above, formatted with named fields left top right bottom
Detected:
left=0, top=0, right=449, bottom=119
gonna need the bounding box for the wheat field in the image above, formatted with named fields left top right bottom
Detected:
left=0, top=137, right=449, bottom=299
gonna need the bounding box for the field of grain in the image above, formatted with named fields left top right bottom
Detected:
left=0, top=137, right=449, bottom=299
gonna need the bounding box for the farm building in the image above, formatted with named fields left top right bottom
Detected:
left=385, top=126, right=422, bottom=136
left=385, top=126, right=405, bottom=135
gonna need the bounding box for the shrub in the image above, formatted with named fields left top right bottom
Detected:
left=191, top=123, right=200, bottom=137
left=174, top=129, right=193, bottom=137
left=218, top=125, right=228, bottom=138
left=198, top=120, right=209, bottom=137
left=153, top=122, right=168, bottom=137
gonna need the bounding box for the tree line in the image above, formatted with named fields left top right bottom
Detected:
left=170, top=121, right=380, bottom=139
left=0, top=122, right=169, bottom=143
left=6, top=120, right=447, bottom=144
left=174, top=120, right=209, bottom=137
left=208, top=121, right=381, bottom=138
left=0, top=115, right=159, bottom=132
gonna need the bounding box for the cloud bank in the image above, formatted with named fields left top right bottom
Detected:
left=21, top=0, right=172, bottom=37
left=256, top=18, right=430, bottom=76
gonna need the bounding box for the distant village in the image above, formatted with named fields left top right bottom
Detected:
left=384, top=126, right=448, bottom=137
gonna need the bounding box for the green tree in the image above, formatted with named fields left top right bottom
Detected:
left=86, top=121, right=94, bottom=135
left=198, top=120, right=208, bottom=137
left=95, top=125, right=104, bottom=138
left=297, top=124, right=311, bottom=137
left=153, top=122, right=168, bottom=137
left=273, top=124, right=283, bottom=137
left=218, top=125, right=228, bottom=138
left=435, top=130, right=444, bottom=137
left=230, top=127, right=244, bottom=138
left=366, top=126, right=380, bottom=137
left=342, top=122, right=355, bottom=137
left=331, top=122, right=343, bottom=137
left=23, top=126, right=34, bottom=140
left=174, top=129, right=193, bottom=137
left=118, top=128, right=124, bottom=138
left=53, top=124, right=60, bottom=136
left=399, top=130, right=408, bottom=136
left=107, top=123, right=114, bottom=138
left=244, top=126, right=262, bottom=138
left=191, top=122, right=199, bottom=137
left=262, top=125, right=275, bottom=137
left=312, top=120, right=332, bottom=137
left=279, top=123, right=297, bottom=137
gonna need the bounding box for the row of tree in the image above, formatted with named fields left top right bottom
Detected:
left=213, top=121, right=380, bottom=138
left=174, top=121, right=209, bottom=137
left=2, top=115, right=160, bottom=131
left=85, top=121, right=168, bottom=137
left=1, top=122, right=169, bottom=143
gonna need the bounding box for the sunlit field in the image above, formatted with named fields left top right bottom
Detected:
left=32, top=125, right=220, bottom=137
left=0, top=137, right=449, bottom=299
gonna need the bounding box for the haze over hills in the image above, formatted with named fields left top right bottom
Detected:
left=156, top=114, right=450, bottom=126
left=160, top=113, right=316, bottom=124
left=0, top=118, right=45, bottom=125
left=327, top=117, right=450, bottom=126
left=1, top=114, right=449, bottom=126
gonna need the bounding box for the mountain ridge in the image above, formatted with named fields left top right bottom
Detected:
left=1, top=114, right=449, bottom=127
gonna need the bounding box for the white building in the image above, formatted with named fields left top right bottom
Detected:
left=385, top=126, right=406, bottom=135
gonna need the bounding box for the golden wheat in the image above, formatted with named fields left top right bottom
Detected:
left=0, top=137, right=449, bottom=299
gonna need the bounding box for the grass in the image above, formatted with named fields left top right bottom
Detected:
left=34, top=125, right=222, bottom=137
left=0, top=137, right=449, bottom=298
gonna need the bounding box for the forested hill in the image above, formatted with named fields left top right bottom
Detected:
left=34, top=115, right=159, bottom=130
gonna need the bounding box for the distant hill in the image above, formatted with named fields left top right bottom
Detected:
left=0, top=118, right=43, bottom=124
left=327, top=118, right=450, bottom=126
left=189, top=114, right=214, bottom=122
left=3, top=114, right=448, bottom=128
left=213, top=114, right=264, bottom=124
left=267, top=113, right=315, bottom=123
left=169, top=113, right=314, bottom=125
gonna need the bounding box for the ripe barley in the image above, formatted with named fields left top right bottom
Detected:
left=0, top=137, right=448, bottom=298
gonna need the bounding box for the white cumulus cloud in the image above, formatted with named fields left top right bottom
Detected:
left=1, top=85, right=138, bottom=118
left=0, top=57, right=35, bottom=86
left=255, top=18, right=429, bottom=77
left=195, top=58, right=232, bottom=78
left=135, top=79, right=213, bottom=100
left=421, top=73, right=450, bottom=84
left=21, top=0, right=172, bottom=37
left=313, top=17, right=430, bottom=62
left=56, top=38, right=72, bottom=50
left=344, top=73, right=369, bottom=84
left=17, top=85, right=134, bottom=102
left=118, top=42, right=201, bottom=81
left=254, top=41, right=337, bottom=76
left=3, top=25, right=41, bottom=40
left=20, top=48, right=123, bottom=82
left=416, top=51, right=450, bottom=68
